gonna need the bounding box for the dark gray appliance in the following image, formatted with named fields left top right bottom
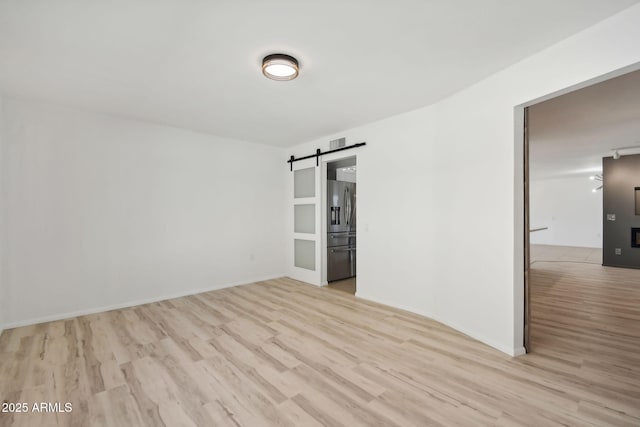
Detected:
left=327, top=180, right=356, bottom=281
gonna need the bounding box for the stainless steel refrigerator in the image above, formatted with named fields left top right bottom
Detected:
left=327, top=180, right=356, bottom=281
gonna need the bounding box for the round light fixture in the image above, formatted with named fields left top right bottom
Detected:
left=262, top=54, right=299, bottom=81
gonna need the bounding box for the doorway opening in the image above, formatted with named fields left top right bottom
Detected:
left=325, top=156, right=357, bottom=294
left=522, top=66, right=640, bottom=354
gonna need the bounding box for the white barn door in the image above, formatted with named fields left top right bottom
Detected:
left=287, top=159, right=322, bottom=285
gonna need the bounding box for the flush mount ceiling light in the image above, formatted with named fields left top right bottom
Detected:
left=262, top=54, right=299, bottom=81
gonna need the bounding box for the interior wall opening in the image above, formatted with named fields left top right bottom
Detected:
left=522, top=65, right=640, bottom=355
left=324, top=156, right=357, bottom=294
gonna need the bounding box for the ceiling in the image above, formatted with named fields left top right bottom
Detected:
left=0, top=0, right=638, bottom=147
left=529, top=69, right=640, bottom=180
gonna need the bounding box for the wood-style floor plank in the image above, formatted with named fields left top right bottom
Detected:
left=1, top=251, right=639, bottom=426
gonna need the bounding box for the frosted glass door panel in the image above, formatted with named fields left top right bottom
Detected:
left=294, top=239, right=315, bottom=271
left=294, top=204, right=315, bottom=233
left=294, top=167, right=315, bottom=198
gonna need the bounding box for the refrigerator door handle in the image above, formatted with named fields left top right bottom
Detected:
left=349, top=189, right=352, bottom=224
left=330, top=248, right=357, bottom=253
left=330, top=232, right=356, bottom=238
left=343, top=188, right=347, bottom=225
left=344, top=187, right=351, bottom=225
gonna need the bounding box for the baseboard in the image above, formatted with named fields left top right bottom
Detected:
left=2, top=274, right=284, bottom=330
left=512, top=346, right=527, bottom=357
left=356, top=291, right=521, bottom=357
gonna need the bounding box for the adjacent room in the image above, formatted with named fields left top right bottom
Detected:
left=1, top=1, right=640, bottom=426
left=527, top=69, right=640, bottom=369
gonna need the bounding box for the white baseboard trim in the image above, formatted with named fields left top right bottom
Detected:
left=2, top=274, right=284, bottom=330
left=355, top=291, right=522, bottom=357
left=512, top=346, right=527, bottom=357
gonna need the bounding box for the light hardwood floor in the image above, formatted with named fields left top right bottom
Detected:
left=530, top=244, right=603, bottom=264
left=327, top=277, right=356, bottom=295
left=1, top=268, right=639, bottom=426
left=528, top=245, right=640, bottom=424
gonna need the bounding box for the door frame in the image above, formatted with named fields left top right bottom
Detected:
left=320, top=153, right=358, bottom=286
left=515, top=63, right=640, bottom=354
left=523, top=106, right=531, bottom=352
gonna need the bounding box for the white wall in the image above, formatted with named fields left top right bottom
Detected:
left=530, top=176, right=602, bottom=248
left=286, top=4, right=640, bottom=356
left=1, top=97, right=285, bottom=328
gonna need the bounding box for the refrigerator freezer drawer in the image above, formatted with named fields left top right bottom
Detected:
left=327, top=245, right=356, bottom=282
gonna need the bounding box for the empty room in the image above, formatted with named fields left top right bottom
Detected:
left=1, top=1, right=640, bottom=426
left=527, top=69, right=640, bottom=367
